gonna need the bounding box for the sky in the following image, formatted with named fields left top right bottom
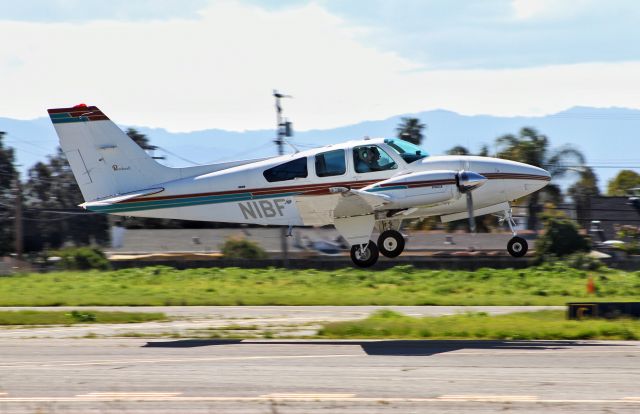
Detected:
left=1, top=0, right=640, bottom=132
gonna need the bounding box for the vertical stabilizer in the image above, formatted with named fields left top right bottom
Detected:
left=48, top=105, right=177, bottom=202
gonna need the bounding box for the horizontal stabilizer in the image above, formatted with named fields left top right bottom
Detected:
left=80, top=187, right=164, bottom=209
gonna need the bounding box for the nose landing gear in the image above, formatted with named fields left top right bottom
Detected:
left=499, top=207, right=528, bottom=257
left=507, top=236, right=528, bottom=257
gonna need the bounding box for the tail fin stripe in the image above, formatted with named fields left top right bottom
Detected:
left=47, top=106, right=110, bottom=124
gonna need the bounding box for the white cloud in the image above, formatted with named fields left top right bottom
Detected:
left=1, top=0, right=640, bottom=132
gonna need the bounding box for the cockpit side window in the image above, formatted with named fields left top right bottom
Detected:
left=353, top=145, right=397, bottom=173
left=263, top=157, right=308, bottom=182
left=315, top=149, right=346, bottom=177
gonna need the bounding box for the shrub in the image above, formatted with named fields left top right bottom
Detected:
left=615, top=225, right=640, bottom=255
left=68, top=310, right=97, bottom=322
left=565, top=252, right=603, bottom=270
left=50, top=247, right=110, bottom=270
left=220, top=237, right=267, bottom=259
left=536, top=216, right=590, bottom=257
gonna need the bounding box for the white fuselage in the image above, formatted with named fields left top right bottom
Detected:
left=90, top=139, right=550, bottom=228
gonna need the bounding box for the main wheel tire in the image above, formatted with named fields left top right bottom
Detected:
left=350, top=242, right=379, bottom=268
left=377, top=230, right=405, bottom=258
left=507, top=236, right=528, bottom=257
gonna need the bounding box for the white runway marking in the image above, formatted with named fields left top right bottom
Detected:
left=77, top=392, right=183, bottom=398
left=348, top=375, right=634, bottom=385
left=260, top=393, right=356, bottom=399
left=0, top=395, right=638, bottom=404
left=438, top=394, right=539, bottom=401
left=0, top=353, right=361, bottom=369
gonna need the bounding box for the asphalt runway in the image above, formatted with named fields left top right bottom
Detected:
left=0, top=337, right=638, bottom=413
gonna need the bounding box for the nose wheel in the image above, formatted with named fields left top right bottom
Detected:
left=499, top=207, right=529, bottom=257
left=350, top=241, right=379, bottom=267
left=507, top=236, right=528, bottom=257
left=377, top=230, right=405, bottom=258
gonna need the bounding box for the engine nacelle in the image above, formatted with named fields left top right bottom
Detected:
left=362, top=170, right=458, bottom=209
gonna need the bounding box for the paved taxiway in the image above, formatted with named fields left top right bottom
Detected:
left=0, top=337, right=638, bottom=413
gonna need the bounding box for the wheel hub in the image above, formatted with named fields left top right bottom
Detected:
left=383, top=237, right=398, bottom=251
left=357, top=247, right=371, bottom=261
left=513, top=243, right=522, bottom=252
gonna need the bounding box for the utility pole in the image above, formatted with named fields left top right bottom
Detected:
left=13, top=179, right=23, bottom=260
left=273, top=90, right=292, bottom=267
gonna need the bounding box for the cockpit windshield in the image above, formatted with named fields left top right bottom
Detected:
left=384, top=139, right=428, bottom=163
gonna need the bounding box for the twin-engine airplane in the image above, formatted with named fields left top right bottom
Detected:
left=48, top=104, right=550, bottom=267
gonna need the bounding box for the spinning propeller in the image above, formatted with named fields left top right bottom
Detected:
left=456, top=171, right=488, bottom=233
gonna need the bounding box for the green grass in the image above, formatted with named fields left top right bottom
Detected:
left=0, top=310, right=166, bottom=325
left=0, top=263, right=638, bottom=306
left=318, top=310, right=640, bottom=340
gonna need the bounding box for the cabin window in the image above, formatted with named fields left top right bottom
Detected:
left=353, top=145, right=397, bottom=173
left=263, top=157, right=308, bottom=182
left=315, top=149, right=346, bottom=177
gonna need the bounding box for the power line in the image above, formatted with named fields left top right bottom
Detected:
left=550, top=164, right=640, bottom=169
left=155, top=146, right=203, bottom=166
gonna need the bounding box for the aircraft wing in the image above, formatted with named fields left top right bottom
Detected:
left=79, top=187, right=164, bottom=209
left=332, top=189, right=392, bottom=245
left=333, top=188, right=391, bottom=218
left=296, top=187, right=391, bottom=245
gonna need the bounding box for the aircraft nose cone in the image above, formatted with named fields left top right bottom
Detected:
left=531, top=165, right=551, bottom=180
left=458, top=171, right=487, bottom=192
left=526, top=164, right=551, bottom=183
left=519, top=164, right=551, bottom=193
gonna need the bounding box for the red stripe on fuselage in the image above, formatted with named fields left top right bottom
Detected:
left=121, top=173, right=548, bottom=205
left=123, top=179, right=381, bottom=203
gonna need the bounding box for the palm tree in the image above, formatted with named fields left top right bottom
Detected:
left=445, top=145, right=470, bottom=155
left=496, top=127, right=585, bottom=230
left=125, top=128, right=157, bottom=151
left=396, top=117, right=426, bottom=145
left=568, top=167, right=600, bottom=227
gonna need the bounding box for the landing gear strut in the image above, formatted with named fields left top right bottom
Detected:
left=499, top=207, right=528, bottom=258
left=350, top=241, right=379, bottom=267
left=377, top=230, right=405, bottom=258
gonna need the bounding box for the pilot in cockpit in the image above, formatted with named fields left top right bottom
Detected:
left=356, top=146, right=393, bottom=173
left=355, top=147, right=374, bottom=173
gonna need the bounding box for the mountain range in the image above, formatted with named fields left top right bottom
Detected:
left=1, top=106, right=638, bottom=191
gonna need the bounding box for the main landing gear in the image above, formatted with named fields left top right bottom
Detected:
left=351, top=230, right=405, bottom=267
left=377, top=230, right=405, bottom=258
left=499, top=208, right=528, bottom=257
left=350, top=220, right=406, bottom=267
left=350, top=241, right=379, bottom=268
